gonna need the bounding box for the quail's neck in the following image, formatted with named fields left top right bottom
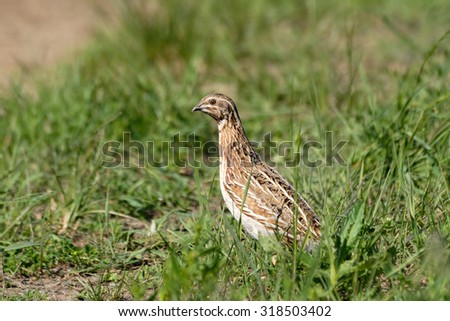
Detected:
left=218, top=119, right=258, bottom=167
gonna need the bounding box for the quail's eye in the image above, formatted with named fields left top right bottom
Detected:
left=209, top=99, right=216, bottom=105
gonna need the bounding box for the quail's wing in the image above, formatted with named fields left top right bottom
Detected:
left=223, top=162, right=320, bottom=242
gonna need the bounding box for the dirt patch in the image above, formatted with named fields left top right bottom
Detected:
left=2, top=266, right=133, bottom=300
left=0, top=0, right=113, bottom=87
left=2, top=269, right=90, bottom=300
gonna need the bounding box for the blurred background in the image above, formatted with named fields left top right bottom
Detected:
left=0, top=0, right=112, bottom=85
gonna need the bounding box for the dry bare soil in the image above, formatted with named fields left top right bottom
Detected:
left=0, top=0, right=110, bottom=86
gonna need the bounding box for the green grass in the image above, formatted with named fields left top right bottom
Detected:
left=0, top=0, right=449, bottom=300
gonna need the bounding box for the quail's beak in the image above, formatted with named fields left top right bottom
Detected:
left=192, top=103, right=220, bottom=121
left=192, top=104, right=205, bottom=112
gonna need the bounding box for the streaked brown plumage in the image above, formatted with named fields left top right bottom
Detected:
left=193, top=93, right=320, bottom=249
